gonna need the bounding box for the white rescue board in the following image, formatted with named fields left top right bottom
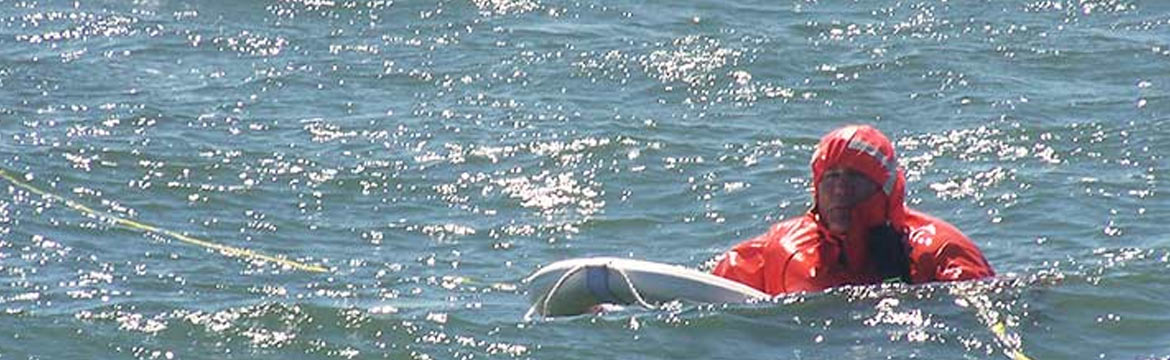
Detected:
left=524, top=257, right=769, bottom=318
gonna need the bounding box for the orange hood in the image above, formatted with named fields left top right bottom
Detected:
left=809, top=125, right=908, bottom=269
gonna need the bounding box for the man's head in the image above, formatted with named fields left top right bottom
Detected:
left=816, top=167, right=879, bottom=234
left=810, top=125, right=907, bottom=236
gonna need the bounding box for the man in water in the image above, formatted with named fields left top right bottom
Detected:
left=712, top=125, right=994, bottom=294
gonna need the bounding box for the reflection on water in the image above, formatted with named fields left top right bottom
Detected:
left=2, top=0, right=1169, bottom=358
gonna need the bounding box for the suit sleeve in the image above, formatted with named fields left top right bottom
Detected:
left=712, top=238, right=769, bottom=292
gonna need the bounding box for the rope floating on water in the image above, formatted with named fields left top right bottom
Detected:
left=0, top=168, right=329, bottom=273
left=954, top=284, right=1033, bottom=360
left=990, top=321, right=1033, bottom=360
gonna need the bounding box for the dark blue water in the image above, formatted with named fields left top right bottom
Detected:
left=2, top=0, right=1169, bottom=358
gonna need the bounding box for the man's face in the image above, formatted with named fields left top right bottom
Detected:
left=816, top=167, right=879, bottom=234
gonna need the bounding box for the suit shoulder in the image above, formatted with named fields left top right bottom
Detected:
left=904, top=208, right=969, bottom=249
left=768, top=214, right=821, bottom=251
left=727, top=215, right=817, bottom=255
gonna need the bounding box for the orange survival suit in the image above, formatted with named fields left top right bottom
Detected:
left=712, top=125, right=994, bottom=295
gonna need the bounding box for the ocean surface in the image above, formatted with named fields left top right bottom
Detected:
left=1, top=0, right=1168, bottom=358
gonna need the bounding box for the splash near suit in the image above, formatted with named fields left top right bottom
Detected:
left=712, top=125, right=994, bottom=295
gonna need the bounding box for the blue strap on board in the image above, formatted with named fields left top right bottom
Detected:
left=585, top=265, right=622, bottom=304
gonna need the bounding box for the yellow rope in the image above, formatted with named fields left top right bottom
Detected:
left=0, top=168, right=329, bottom=273
left=990, top=321, right=1033, bottom=360
left=956, top=286, right=1032, bottom=360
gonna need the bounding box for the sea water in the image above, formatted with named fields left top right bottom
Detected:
left=1, top=0, right=1168, bottom=358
